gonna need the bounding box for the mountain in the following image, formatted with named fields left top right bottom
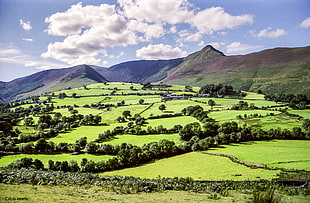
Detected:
left=0, top=65, right=108, bottom=102
left=93, top=58, right=184, bottom=83
left=163, top=46, right=310, bottom=97
left=1, top=45, right=310, bottom=102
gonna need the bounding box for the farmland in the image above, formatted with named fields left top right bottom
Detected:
left=0, top=82, right=309, bottom=201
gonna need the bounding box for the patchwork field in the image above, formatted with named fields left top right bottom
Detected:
left=101, top=151, right=281, bottom=180
left=2, top=82, right=309, bottom=184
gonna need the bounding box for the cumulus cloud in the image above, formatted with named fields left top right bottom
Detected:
left=19, top=19, right=32, bottom=31
left=252, top=27, right=287, bottom=38
left=300, top=17, right=310, bottom=28
left=226, top=42, right=262, bottom=54
left=42, top=1, right=254, bottom=66
left=189, top=7, right=253, bottom=34
left=136, top=44, right=187, bottom=60
left=118, top=0, right=194, bottom=24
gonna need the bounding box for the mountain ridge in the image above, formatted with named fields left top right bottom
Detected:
left=1, top=45, right=310, bottom=102
left=163, top=45, right=310, bottom=96
left=0, top=65, right=108, bottom=102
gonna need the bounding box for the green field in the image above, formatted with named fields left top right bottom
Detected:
left=288, top=109, right=310, bottom=119
left=101, top=151, right=280, bottom=180
left=101, top=133, right=181, bottom=146
left=1, top=183, right=309, bottom=203
left=143, top=116, right=199, bottom=129
left=0, top=153, right=113, bottom=168
left=3, top=82, right=309, bottom=185
left=209, top=140, right=310, bottom=170
left=48, top=123, right=126, bottom=144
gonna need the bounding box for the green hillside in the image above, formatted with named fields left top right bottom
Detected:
left=164, top=46, right=310, bottom=97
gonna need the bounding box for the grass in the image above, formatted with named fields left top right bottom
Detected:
left=288, top=109, right=310, bottom=119
left=192, top=97, right=280, bottom=108
left=253, top=114, right=302, bottom=130
left=0, top=184, right=254, bottom=203
left=48, top=123, right=126, bottom=144
left=141, top=100, right=198, bottom=117
left=0, top=153, right=113, bottom=168
left=209, top=109, right=279, bottom=121
left=143, top=116, right=199, bottom=129
left=242, top=91, right=265, bottom=100
left=209, top=140, right=310, bottom=170
left=101, top=133, right=182, bottom=146
left=1, top=184, right=309, bottom=203
left=53, top=107, right=103, bottom=117
left=101, top=152, right=281, bottom=181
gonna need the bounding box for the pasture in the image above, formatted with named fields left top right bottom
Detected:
left=102, top=151, right=280, bottom=180
left=209, top=140, right=310, bottom=171
left=0, top=153, right=113, bottom=168
left=3, top=82, right=309, bottom=185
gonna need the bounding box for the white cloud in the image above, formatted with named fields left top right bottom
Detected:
left=189, top=7, right=253, bottom=34
left=42, top=1, right=254, bottom=67
left=300, top=17, right=310, bottom=28
left=118, top=0, right=194, bottom=24
left=22, top=38, right=33, bottom=42
left=19, top=19, right=32, bottom=31
left=207, top=42, right=225, bottom=49
left=136, top=44, right=187, bottom=60
left=252, top=27, right=287, bottom=38
left=1, top=46, right=66, bottom=70
left=226, top=42, right=262, bottom=54
left=42, top=3, right=139, bottom=66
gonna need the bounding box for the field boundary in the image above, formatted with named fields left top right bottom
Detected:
left=202, top=152, right=267, bottom=169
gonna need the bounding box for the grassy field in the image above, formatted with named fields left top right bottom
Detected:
left=208, top=109, right=278, bottom=121
left=0, top=153, right=113, bottom=168
left=101, top=133, right=182, bottom=146
left=101, top=152, right=281, bottom=181
left=143, top=116, right=199, bottom=129
left=53, top=107, right=103, bottom=117
left=209, top=140, right=310, bottom=170
left=4, top=82, right=309, bottom=185
left=288, top=109, right=310, bottom=119
left=1, top=183, right=309, bottom=203
left=48, top=123, right=126, bottom=144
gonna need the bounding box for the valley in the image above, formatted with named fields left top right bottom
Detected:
left=0, top=81, right=309, bottom=202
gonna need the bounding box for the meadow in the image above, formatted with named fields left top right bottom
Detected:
left=0, top=153, right=113, bottom=168
left=2, top=82, right=309, bottom=183
left=102, top=151, right=281, bottom=180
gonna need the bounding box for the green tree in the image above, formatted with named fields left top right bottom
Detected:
left=35, top=138, right=48, bottom=152
left=302, top=119, right=310, bottom=132
left=24, top=117, right=34, bottom=127
left=208, top=99, right=216, bottom=111
left=139, top=99, right=145, bottom=105
left=122, top=110, right=131, bottom=119
left=159, top=104, right=166, bottom=112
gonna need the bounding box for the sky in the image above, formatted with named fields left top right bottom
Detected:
left=0, top=0, right=309, bottom=82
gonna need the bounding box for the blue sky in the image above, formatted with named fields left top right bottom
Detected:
left=0, top=0, right=309, bottom=82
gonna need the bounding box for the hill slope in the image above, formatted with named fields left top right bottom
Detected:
left=94, top=58, right=184, bottom=83
left=163, top=46, right=310, bottom=96
left=0, top=65, right=108, bottom=102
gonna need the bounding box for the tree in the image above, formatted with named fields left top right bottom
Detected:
left=122, top=111, right=131, bottom=119
left=302, top=119, right=310, bottom=132
left=208, top=99, right=216, bottom=111
left=33, top=159, right=44, bottom=170
left=35, top=138, right=49, bottom=152
left=179, top=122, right=202, bottom=141
left=159, top=104, right=166, bottom=112
left=24, top=117, right=34, bottom=127
left=139, top=99, right=145, bottom=105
